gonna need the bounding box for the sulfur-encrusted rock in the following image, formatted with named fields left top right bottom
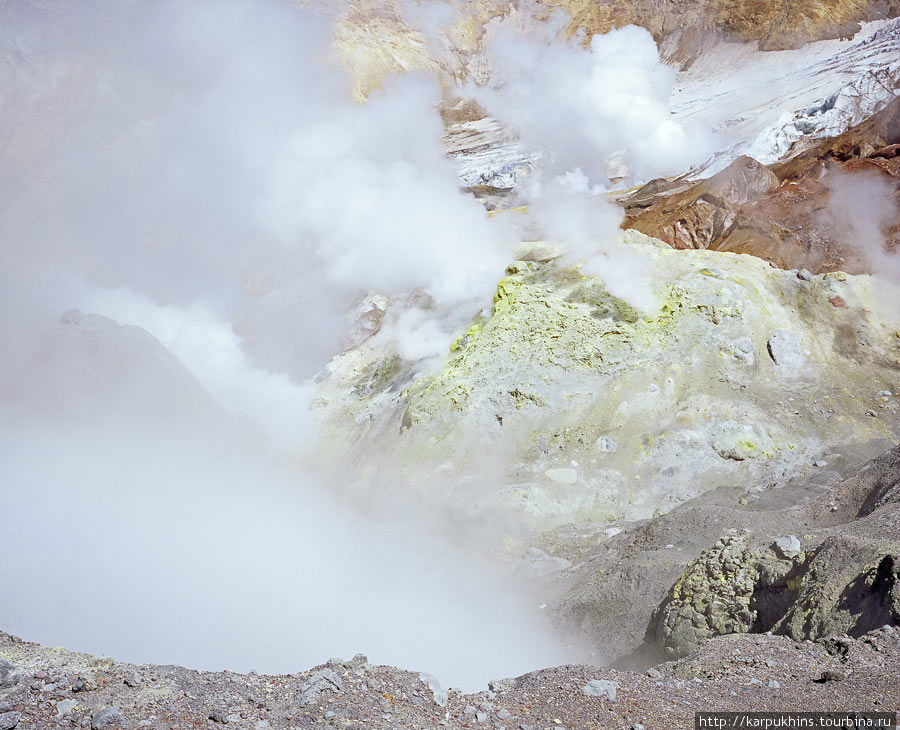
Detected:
left=655, top=530, right=763, bottom=659
left=316, top=232, right=900, bottom=531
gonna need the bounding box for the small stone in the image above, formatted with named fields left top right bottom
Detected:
left=545, top=468, right=577, bottom=485
left=814, top=460, right=827, bottom=468
left=476, top=711, right=488, bottom=723
left=878, top=390, right=892, bottom=397
left=323, top=711, right=335, bottom=720
left=604, top=527, right=622, bottom=538
left=767, top=680, right=780, bottom=688
left=497, top=709, right=512, bottom=720
left=767, top=330, right=806, bottom=378
left=254, top=722, right=271, bottom=730
left=208, top=710, right=229, bottom=724
left=632, top=725, right=645, bottom=730
left=123, top=672, right=142, bottom=688
left=296, top=669, right=343, bottom=707
left=72, top=675, right=97, bottom=693
left=92, top=707, right=126, bottom=730
left=646, top=668, right=662, bottom=680
left=817, top=670, right=845, bottom=683
left=57, top=699, right=78, bottom=716
left=738, top=498, right=748, bottom=506
left=344, top=653, right=368, bottom=670
left=582, top=679, right=617, bottom=701
left=0, top=712, right=20, bottom=730
left=595, top=436, right=619, bottom=453
left=0, top=661, right=20, bottom=690
left=225, top=715, right=239, bottom=725
left=464, top=705, right=477, bottom=716
left=797, top=269, right=813, bottom=281
left=773, top=535, right=801, bottom=559
left=419, top=672, right=448, bottom=707
left=488, top=678, right=515, bottom=694
left=866, top=409, right=877, bottom=417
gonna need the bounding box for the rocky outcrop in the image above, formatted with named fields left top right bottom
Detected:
left=768, top=538, right=900, bottom=641
left=541, top=0, right=900, bottom=55
left=315, top=230, right=900, bottom=532
left=623, top=99, right=900, bottom=274
left=655, top=530, right=776, bottom=659
left=3, top=626, right=900, bottom=730
left=0, top=626, right=900, bottom=730
left=544, top=445, right=900, bottom=665
left=331, top=0, right=900, bottom=102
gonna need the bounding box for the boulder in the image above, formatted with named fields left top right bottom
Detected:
left=296, top=669, right=343, bottom=708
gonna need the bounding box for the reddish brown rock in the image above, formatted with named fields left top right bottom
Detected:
left=622, top=98, right=900, bottom=274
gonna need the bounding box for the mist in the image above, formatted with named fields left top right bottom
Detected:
left=0, top=0, right=716, bottom=690
left=826, top=169, right=900, bottom=281
left=0, top=0, right=567, bottom=690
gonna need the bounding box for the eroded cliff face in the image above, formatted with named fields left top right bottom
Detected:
left=330, top=0, right=900, bottom=102
left=622, top=100, right=900, bottom=274
left=328, top=0, right=900, bottom=105
left=314, top=230, right=900, bottom=533
left=544, top=0, right=900, bottom=54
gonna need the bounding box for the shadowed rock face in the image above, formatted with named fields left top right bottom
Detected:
left=623, top=99, right=900, bottom=274
left=544, top=444, right=900, bottom=666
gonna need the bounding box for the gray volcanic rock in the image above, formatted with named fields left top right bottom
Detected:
left=91, top=707, right=126, bottom=730
left=295, top=669, right=343, bottom=707
left=0, top=661, right=19, bottom=690
left=655, top=530, right=765, bottom=659
left=549, top=445, right=900, bottom=664
left=3, top=624, right=900, bottom=730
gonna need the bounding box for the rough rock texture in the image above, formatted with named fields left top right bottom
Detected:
left=655, top=530, right=775, bottom=659
left=546, top=444, right=900, bottom=666
left=2, top=627, right=899, bottom=730
left=769, top=538, right=900, bottom=641
left=315, top=230, right=900, bottom=531
left=331, top=0, right=900, bottom=102
left=446, top=17, right=900, bottom=196
left=623, top=98, right=900, bottom=273
left=540, top=0, right=900, bottom=54
left=0, top=661, right=19, bottom=691
left=296, top=668, right=343, bottom=707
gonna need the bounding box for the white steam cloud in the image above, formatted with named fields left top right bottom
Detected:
left=469, top=16, right=712, bottom=185
left=0, top=0, right=716, bottom=687
left=826, top=169, right=900, bottom=281
left=457, top=13, right=713, bottom=313
left=0, top=0, right=565, bottom=690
